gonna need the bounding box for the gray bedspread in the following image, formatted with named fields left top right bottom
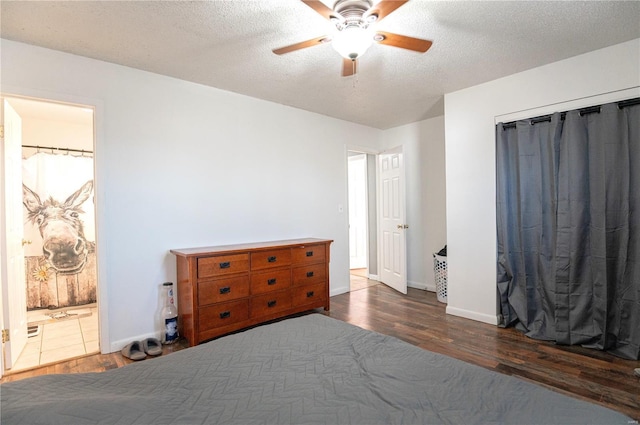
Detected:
left=1, top=314, right=630, bottom=424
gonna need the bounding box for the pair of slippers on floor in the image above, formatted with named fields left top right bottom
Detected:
left=121, top=338, right=162, bottom=361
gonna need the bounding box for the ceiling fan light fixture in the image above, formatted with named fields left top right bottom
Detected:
left=332, top=25, right=374, bottom=60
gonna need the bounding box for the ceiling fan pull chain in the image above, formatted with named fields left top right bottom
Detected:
left=352, top=61, right=357, bottom=87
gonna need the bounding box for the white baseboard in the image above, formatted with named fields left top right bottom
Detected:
left=330, top=286, right=350, bottom=297
left=445, top=305, right=499, bottom=325
left=407, top=280, right=427, bottom=290
left=367, top=273, right=380, bottom=281
left=407, top=281, right=437, bottom=292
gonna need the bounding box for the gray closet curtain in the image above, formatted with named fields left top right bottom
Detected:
left=496, top=100, right=640, bottom=360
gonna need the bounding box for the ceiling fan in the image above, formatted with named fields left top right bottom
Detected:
left=272, top=0, right=432, bottom=77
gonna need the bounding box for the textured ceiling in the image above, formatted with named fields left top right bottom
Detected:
left=2, top=1, right=639, bottom=129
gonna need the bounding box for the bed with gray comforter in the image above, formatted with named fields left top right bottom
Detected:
left=1, top=314, right=630, bottom=424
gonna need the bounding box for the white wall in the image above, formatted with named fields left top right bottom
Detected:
left=380, top=116, right=447, bottom=291
left=22, top=118, right=93, bottom=153
left=1, top=39, right=381, bottom=352
left=444, top=39, right=640, bottom=324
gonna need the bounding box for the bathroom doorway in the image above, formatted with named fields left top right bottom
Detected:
left=1, top=96, right=99, bottom=373
left=347, top=150, right=379, bottom=291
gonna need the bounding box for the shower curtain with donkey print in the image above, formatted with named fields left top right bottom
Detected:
left=22, top=152, right=96, bottom=310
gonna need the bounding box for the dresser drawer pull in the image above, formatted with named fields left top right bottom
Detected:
left=219, top=311, right=231, bottom=319
left=219, top=286, right=231, bottom=294
left=307, top=291, right=315, bottom=298
left=267, top=300, right=277, bottom=308
left=267, top=256, right=277, bottom=263
left=306, top=251, right=314, bottom=257
left=306, top=271, right=314, bottom=278
left=267, top=278, right=277, bottom=285
left=219, top=262, right=231, bottom=269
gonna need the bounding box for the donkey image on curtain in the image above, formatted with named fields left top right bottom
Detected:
left=23, top=180, right=94, bottom=275
left=22, top=152, right=96, bottom=310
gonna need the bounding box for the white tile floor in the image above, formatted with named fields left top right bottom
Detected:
left=10, top=305, right=99, bottom=372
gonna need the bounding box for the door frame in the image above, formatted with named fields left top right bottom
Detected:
left=345, top=144, right=407, bottom=292
left=0, top=89, right=108, bottom=376
left=345, top=145, right=378, bottom=290
left=347, top=152, right=369, bottom=271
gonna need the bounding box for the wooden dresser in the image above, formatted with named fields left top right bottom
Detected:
left=170, top=238, right=332, bottom=346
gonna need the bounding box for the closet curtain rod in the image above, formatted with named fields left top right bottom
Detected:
left=501, top=97, right=640, bottom=129
left=22, top=144, right=93, bottom=154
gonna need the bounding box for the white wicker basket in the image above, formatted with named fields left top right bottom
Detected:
left=433, top=254, right=447, bottom=303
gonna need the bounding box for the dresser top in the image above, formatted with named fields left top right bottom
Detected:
left=170, top=238, right=333, bottom=258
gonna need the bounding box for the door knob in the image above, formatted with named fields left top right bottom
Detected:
left=22, top=239, right=32, bottom=246
left=396, top=224, right=409, bottom=229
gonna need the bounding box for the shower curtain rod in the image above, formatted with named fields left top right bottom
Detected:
left=22, top=144, right=93, bottom=155
left=501, top=97, right=640, bottom=129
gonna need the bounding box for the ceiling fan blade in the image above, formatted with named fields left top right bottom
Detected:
left=301, top=0, right=341, bottom=21
left=342, top=58, right=357, bottom=77
left=363, top=0, right=408, bottom=22
left=272, top=35, right=331, bottom=55
left=374, top=31, right=432, bottom=52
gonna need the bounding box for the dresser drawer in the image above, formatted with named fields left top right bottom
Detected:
left=250, top=291, right=292, bottom=318
left=251, top=249, right=292, bottom=271
left=292, top=244, right=326, bottom=265
left=292, top=263, right=326, bottom=285
left=199, top=299, right=249, bottom=330
left=292, top=282, right=326, bottom=307
left=198, top=275, right=250, bottom=306
left=198, top=254, right=249, bottom=279
left=250, top=269, right=291, bottom=295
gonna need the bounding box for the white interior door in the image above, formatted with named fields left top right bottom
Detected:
left=1, top=98, right=28, bottom=370
left=348, top=154, right=368, bottom=270
left=378, top=146, right=407, bottom=294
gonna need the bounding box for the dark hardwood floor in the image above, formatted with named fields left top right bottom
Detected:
left=3, top=279, right=639, bottom=419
